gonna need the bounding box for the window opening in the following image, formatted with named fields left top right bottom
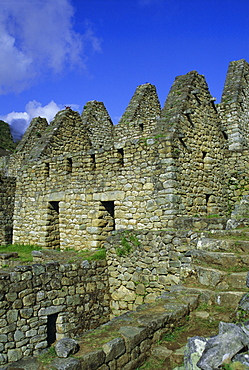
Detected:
left=47, top=313, right=58, bottom=347
left=45, top=163, right=50, bottom=177
left=179, top=138, right=187, bottom=149
left=139, top=122, right=144, bottom=131
left=66, top=158, right=72, bottom=173
left=90, top=154, right=96, bottom=170
left=205, top=194, right=211, bottom=206
left=117, top=148, right=124, bottom=166
left=202, top=151, right=207, bottom=159
left=222, top=131, right=228, bottom=140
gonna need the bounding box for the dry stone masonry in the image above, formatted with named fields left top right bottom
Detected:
left=1, top=59, right=249, bottom=248
left=0, top=257, right=110, bottom=364
left=1, top=59, right=249, bottom=367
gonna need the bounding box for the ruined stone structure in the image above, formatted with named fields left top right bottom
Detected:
left=1, top=59, right=249, bottom=249
left=1, top=59, right=249, bottom=366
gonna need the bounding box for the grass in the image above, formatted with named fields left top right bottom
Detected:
left=68, top=248, right=106, bottom=262
left=116, top=230, right=140, bottom=256
left=38, top=346, right=57, bottom=364
left=222, top=362, right=248, bottom=370
left=0, top=243, right=42, bottom=262
left=162, top=323, right=189, bottom=343
left=0, top=244, right=106, bottom=266
left=136, top=358, right=165, bottom=370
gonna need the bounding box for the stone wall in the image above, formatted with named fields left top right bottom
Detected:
left=157, top=71, right=228, bottom=217
left=105, top=223, right=225, bottom=318
left=114, top=83, right=161, bottom=142
left=0, top=175, right=16, bottom=245
left=2, top=60, right=249, bottom=250
left=219, top=59, right=249, bottom=151
left=81, top=101, right=114, bottom=149
left=0, top=258, right=110, bottom=365
left=12, top=136, right=180, bottom=249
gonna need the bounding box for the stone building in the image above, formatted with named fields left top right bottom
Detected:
left=1, top=59, right=249, bottom=249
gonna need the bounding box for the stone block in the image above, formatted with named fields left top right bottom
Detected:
left=20, top=308, right=33, bottom=319
left=39, top=305, right=65, bottom=316
left=50, top=357, right=82, bottom=370
left=111, top=286, right=136, bottom=302
left=80, top=349, right=105, bottom=370
left=118, top=326, right=147, bottom=352
left=102, top=337, right=126, bottom=362
left=7, top=348, right=22, bottom=362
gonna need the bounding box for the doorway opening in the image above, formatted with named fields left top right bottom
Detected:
left=98, top=201, right=115, bottom=237
left=46, top=201, right=60, bottom=248
left=47, top=313, right=58, bottom=347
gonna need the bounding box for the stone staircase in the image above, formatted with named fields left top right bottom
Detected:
left=143, top=228, right=249, bottom=370
left=178, top=228, right=249, bottom=308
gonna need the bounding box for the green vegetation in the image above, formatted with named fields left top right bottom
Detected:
left=222, top=362, right=247, bottom=370
left=116, top=230, right=140, bottom=256
left=0, top=120, right=16, bottom=152
left=0, top=244, right=106, bottom=266
left=0, top=243, right=42, bottom=262
left=162, top=322, right=189, bottom=343
left=73, top=248, right=106, bottom=261
left=38, top=346, right=57, bottom=364
left=136, top=358, right=165, bottom=370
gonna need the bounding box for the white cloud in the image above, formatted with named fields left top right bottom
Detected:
left=0, top=0, right=101, bottom=94
left=0, top=100, right=64, bottom=140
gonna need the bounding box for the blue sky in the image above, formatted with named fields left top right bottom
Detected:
left=0, top=0, right=249, bottom=139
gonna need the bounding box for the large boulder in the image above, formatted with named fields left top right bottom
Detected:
left=184, top=336, right=208, bottom=370
left=197, top=322, right=249, bottom=370
left=55, top=338, right=79, bottom=358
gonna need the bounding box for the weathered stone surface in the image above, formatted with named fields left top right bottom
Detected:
left=111, top=286, right=136, bottom=302
left=238, top=293, right=249, bottom=311
left=184, top=336, right=208, bottom=370
left=119, top=326, right=147, bottom=351
left=49, top=357, right=81, bottom=370
left=55, top=338, right=79, bottom=358
left=80, top=349, right=105, bottom=370
left=102, top=337, right=125, bottom=362
left=151, top=346, right=172, bottom=359
left=197, top=322, right=249, bottom=370
left=7, top=349, right=22, bottom=363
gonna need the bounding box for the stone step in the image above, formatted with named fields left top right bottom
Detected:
left=171, top=285, right=245, bottom=309
left=196, top=237, right=249, bottom=253
left=189, top=249, right=249, bottom=270
left=192, top=265, right=248, bottom=291
left=198, top=266, right=248, bottom=289
left=207, top=230, right=249, bottom=238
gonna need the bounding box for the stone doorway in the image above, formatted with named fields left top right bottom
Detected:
left=46, top=201, right=60, bottom=248
left=97, top=201, right=115, bottom=244
left=47, top=313, right=58, bottom=346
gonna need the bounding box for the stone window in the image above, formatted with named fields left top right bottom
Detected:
left=179, top=138, right=187, bottom=149
left=206, top=194, right=211, bottom=208
left=222, top=131, right=228, bottom=140
left=45, top=162, right=50, bottom=177
left=66, top=158, right=72, bottom=173
left=117, top=148, right=124, bottom=166
left=90, top=154, right=96, bottom=170
left=139, top=122, right=144, bottom=131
